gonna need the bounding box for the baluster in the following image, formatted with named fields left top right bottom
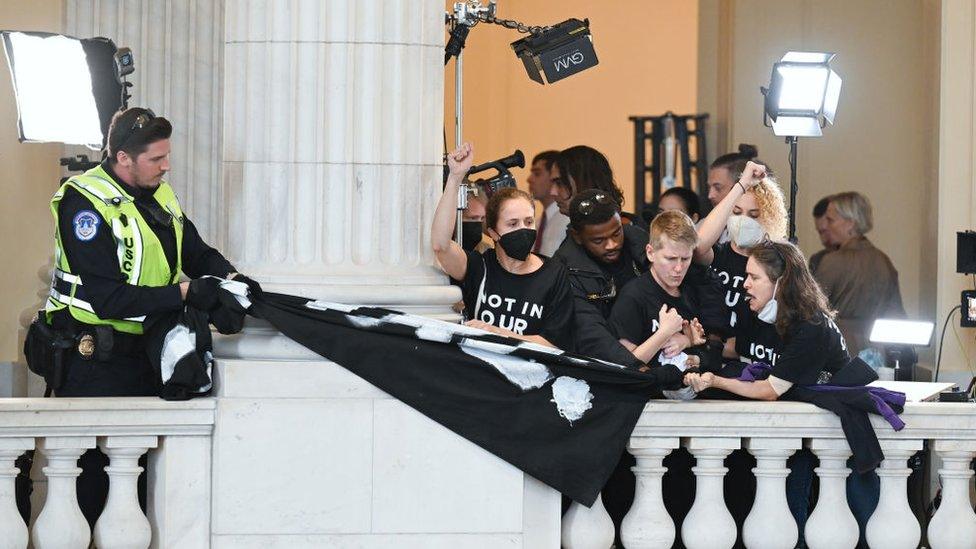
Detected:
left=681, top=437, right=739, bottom=549
left=561, top=493, right=614, bottom=549
left=927, top=440, right=976, bottom=549
left=32, top=436, right=96, bottom=549
left=805, top=438, right=858, bottom=549
left=742, top=437, right=800, bottom=549
left=864, top=439, right=923, bottom=549
left=621, top=437, right=679, bottom=549
left=93, top=436, right=158, bottom=549
left=0, top=438, right=34, bottom=549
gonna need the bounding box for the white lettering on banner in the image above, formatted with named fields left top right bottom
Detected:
left=749, top=342, right=779, bottom=365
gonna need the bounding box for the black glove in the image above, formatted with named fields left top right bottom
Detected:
left=185, top=277, right=222, bottom=312
left=230, top=273, right=263, bottom=296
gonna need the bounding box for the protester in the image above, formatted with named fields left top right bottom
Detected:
left=694, top=160, right=787, bottom=332
left=686, top=240, right=885, bottom=546
left=432, top=143, right=573, bottom=349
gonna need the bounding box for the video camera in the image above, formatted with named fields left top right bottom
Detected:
left=467, top=149, right=524, bottom=198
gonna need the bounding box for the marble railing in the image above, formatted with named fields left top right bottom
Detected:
left=562, top=399, right=976, bottom=549
left=0, top=397, right=215, bottom=549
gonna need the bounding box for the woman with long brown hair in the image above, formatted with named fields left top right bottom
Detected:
left=684, top=240, right=849, bottom=399
left=685, top=240, right=883, bottom=548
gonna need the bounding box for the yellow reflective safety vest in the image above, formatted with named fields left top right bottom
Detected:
left=45, top=165, right=184, bottom=335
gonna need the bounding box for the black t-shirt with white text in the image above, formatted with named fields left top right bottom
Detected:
left=710, top=242, right=749, bottom=327
left=608, top=266, right=722, bottom=365
left=732, top=301, right=783, bottom=366
left=769, top=315, right=850, bottom=385
left=458, top=249, right=573, bottom=350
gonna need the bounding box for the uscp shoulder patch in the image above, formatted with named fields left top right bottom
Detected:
left=73, top=210, right=100, bottom=241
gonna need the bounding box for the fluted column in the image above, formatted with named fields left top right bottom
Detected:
left=32, top=436, right=96, bottom=549
left=93, top=436, right=158, bottom=549
left=865, top=439, right=923, bottom=549
left=682, top=437, right=739, bottom=549
left=805, top=438, right=858, bottom=549
left=621, top=437, right=679, bottom=549
left=561, top=493, right=615, bottom=549
left=65, top=0, right=225, bottom=238
left=221, top=0, right=457, bottom=315
left=742, top=438, right=799, bottom=549
left=928, top=440, right=976, bottom=549
left=0, top=438, right=33, bottom=549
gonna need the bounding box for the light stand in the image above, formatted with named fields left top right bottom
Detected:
left=761, top=51, right=841, bottom=243
left=787, top=135, right=798, bottom=242
left=444, top=1, right=598, bottom=244
left=446, top=1, right=495, bottom=244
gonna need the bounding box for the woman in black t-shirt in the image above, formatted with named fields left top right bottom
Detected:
left=693, top=161, right=788, bottom=327
left=685, top=240, right=849, bottom=399
left=432, top=143, right=573, bottom=349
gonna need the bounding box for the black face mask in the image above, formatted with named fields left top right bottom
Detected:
left=497, top=228, right=537, bottom=261
left=462, top=221, right=484, bottom=251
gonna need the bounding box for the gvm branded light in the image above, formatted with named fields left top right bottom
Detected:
left=511, top=19, right=598, bottom=85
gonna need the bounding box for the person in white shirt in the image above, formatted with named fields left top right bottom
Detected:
left=527, top=150, right=570, bottom=257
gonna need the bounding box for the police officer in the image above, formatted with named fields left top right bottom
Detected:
left=43, top=107, right=252, bottom=526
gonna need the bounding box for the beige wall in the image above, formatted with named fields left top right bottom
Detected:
left=0, top=2, right=63, bottom=367
left=698, top=0, right=941, bottom=332
left=936, top=0, right=976, bottom=374
left=445, top=0, right=699, bottom=212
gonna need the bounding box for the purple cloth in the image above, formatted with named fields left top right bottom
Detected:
left=805, top=385, right=906, bottom=431
left=738, top=362, right=772, bottom=382
left=736, top=362, right=906, bottom=431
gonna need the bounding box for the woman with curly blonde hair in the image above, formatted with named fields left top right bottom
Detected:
left=693, top=159, right=788, bottom=326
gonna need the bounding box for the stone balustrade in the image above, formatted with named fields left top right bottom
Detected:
left=563, top=399, right=976, bottom=549
left=0, top=397, right=215, bottom=549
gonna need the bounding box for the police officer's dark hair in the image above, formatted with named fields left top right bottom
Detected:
left=812, top=195, right=832, bottom=218
left=107, top=107, right=173, bottom=162
left=569, top=189, right=620, bottom=232
left=532, top=150, right=561, bottom=171
left=660, top=186, right=702, bottom=219
left=710, top=143, right=758, bottom=180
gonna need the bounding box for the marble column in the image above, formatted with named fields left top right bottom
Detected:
left=65, top=0, right=225, bottom=238
left=221, top=0, right=458, bottom=317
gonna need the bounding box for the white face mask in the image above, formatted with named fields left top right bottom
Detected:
left=727, top=215, right=766, bottom=249
left=757, top=278, right=780, bottom=324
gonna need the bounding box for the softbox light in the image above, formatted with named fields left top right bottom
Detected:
left=761, top=51, right=842, bottom=137
left=1, top=31, right=125, bottom=147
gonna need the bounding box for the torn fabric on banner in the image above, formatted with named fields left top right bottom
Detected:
left=247, top=292, right=685, bottom=506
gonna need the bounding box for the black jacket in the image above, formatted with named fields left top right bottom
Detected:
left=552, top=224, right=650, bottom=368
